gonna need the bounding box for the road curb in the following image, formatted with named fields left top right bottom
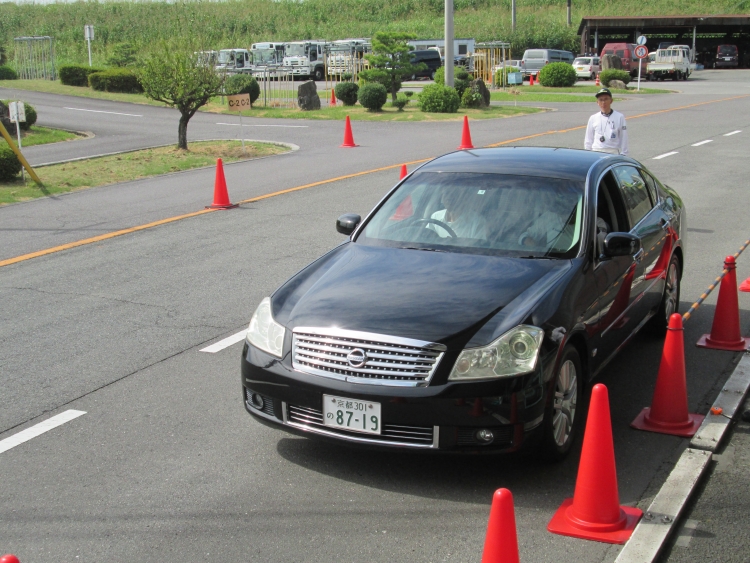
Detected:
left=614, top=352, right=750, bottom=563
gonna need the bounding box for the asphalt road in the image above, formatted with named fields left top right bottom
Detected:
left=1, top=70, right=750, bottom=563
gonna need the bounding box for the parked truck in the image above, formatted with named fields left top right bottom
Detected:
left=215, top=49, right=251, bottom=74
left=283, top=41, right=327, bottom=80
left=647, top=48, right=691, bottom=81
left=249, top=42, right=286, bottom=74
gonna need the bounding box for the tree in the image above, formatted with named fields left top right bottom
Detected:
left=138, top=45, right=225, bottom=150
left=359, top=32, right=425, bottom=102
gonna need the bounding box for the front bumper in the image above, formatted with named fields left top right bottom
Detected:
left=241, top=341, right=551, bottom=453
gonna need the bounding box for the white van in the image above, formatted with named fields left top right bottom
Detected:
left=522, top=49, right=575, bottom=76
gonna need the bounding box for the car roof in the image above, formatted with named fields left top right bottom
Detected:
left=418, top=147, right=620, bottom=181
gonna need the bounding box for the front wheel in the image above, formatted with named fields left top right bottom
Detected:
left=313, top=68, right=324, bottom=81
left=649, top=254, right=681, bottom=334
left=538, top=346, right=583, bottom=462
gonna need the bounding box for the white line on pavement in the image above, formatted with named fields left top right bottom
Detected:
left=64, top=107, right=143, bottom=117
left=200, top=329, right=248, bottom=353
left=216, top=122, right=308, bottom=128
left=0, top=410, right=86, bottom=455
left=653, top=151, right=679, bottom=160
left=724, top=130, right=742, bottom=136
left=692, top=140, right=713, bottom=146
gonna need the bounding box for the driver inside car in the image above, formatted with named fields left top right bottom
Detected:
left=518, top=210, right=566, bottom=248
left=428, top=187, right=487, bottom=239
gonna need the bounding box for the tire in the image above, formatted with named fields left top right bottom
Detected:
left=313, top=67, right=324, bottom=81
left=537, top=346, right=583, bottom=462
left=649, top=254, right=681, bottom=334
left=590, top=73, right=595, bottom=80
left=430, top=70, right=436, bottom=81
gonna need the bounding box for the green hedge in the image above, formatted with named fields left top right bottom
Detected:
left=335, top=82, right=359, bottom=106
left=358, top=83, right=387, bottom=111
left=1, top=100, right=37, bottom=130
left=419, top=84, right=460, bottom=113
left=225, top=74, right=260, bottom=104
left=599, top=69, right=631, bottom=87
left=434, top=66, right=470, bottom=97
left=537, top=62, right=577, bottom=87
left=391, top=93, right=410, bottom=111
left=59, top=64, right=104, bottom=87
left=0, top=144, right=22, bottom=181
left=88, top=68, right=143, bottom=93
left=0, top=65, right=18, bottom=80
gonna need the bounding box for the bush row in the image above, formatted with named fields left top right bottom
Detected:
left=59, top=64, right=105, bottom=87
left=88, top=68, right=143, bottom=93
left=0, top=65, right=18, bottom=80
left=0, top=144, right=22, bottom=181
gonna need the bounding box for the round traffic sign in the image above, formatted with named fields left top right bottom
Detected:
left=634, top=45, right=649, bottom=59
left=637, top=35, right=647, bottom=46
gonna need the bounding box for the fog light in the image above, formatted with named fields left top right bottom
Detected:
left=250, top=392, right=264, bottom=410
left=475, top=429, right=495, bottom=444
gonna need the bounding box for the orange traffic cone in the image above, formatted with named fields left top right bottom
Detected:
left=548, top=384, right=642, bottom=544
left=697, top=256, right=750, bottom=351
left=631, top=314, right=704, bottom=437
left=458, top=116, right=475, bottom=150
left=340, top=115, right=358, bottom=148
left=206, top=158, right=238, bottom=209
left=1, top=556, right=21, bottom=563
left=595, top=74, right=600, bottom=86
left=399, top=164, right=408, bottom=179
left=740, top=276, right=750, bottom=292
left=529, top=74, right=534, bottom=86
left=330, top=88, right=337, bottom=106
left=481, top=489, right=520, bottom=563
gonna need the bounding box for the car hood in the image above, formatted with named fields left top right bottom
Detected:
left=274, top=244, right=570, bottom=345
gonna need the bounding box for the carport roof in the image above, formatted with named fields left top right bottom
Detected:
left=577, top=15, right=750, bottom=35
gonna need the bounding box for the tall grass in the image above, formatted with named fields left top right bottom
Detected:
left=0, top=0, right=741, bottom=66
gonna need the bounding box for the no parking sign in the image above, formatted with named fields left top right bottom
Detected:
left=634, top=45, right=649, bottom=59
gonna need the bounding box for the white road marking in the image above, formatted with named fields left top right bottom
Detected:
left=64, top=107, right=142, bottom=117
left=724, top=130, right=742, bottom=136
left=692, top=140, right=713, bottom=146
left=200, top=329, right=248, bottom=353
left=0, top=410, right=86, bottom=455
left=216, top=122, right=308, bottom=128
left=653, top=151, right=679, bottom=160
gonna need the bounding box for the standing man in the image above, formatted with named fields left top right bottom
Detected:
left=584, top=88, right=629, bottom=156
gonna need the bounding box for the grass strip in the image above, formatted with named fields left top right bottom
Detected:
left=0, top=140, right=288, bottom=206
left=12, top=126, right=81, bottom=147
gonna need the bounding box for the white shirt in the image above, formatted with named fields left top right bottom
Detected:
left=584, top=109, right=628, bottom=156
left=429, top=209, right=486, bottom=239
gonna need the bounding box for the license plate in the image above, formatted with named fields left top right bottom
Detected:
left=725, top=57, right=732, bottom=61
left=577, top=67, right=584, bottom=70
left=323, top=394, right=381, bottom=435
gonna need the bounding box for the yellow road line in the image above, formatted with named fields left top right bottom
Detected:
left=3, top=94, right=748, bottom=269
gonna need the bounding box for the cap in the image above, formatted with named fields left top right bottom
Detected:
left=595, top=87, right=612, bottom=98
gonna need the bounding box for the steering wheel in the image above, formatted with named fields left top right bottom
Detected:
left=411, top=218, right=458, bottom=239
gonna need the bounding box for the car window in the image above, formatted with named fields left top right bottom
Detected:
left=594, top=58, right=600, bottom=64
left=574, top=58, right=591, bottom=65
left=357, top=172, right=584, bottom=258
left=640, top=171, right=659, bottom=205
left=525, top=50, right=545, bottom=59
left=615, top=50, right=625, bottom=58
left=612, top=166, right=653, bottom=226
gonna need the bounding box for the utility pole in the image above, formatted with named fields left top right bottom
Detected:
left=567, top=0, right=571, bottom=27
left=512, top=0, right=516, bottom=31
left=445, top=0, right=454, bottom=87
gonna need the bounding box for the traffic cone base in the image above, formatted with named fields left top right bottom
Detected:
left=340, top=115, right=358, bottom=148
left=739, top=277, right=750, bottom=292
left=547, top=498, right=642, bottom=544
left=631, top=408, right=704, bottom=437
left=696, top=334, right=750, bottom=351
left=206, top=158, right=238, bottom=209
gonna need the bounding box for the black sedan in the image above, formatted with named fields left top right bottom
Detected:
left=241, top=147, right=685, bottom=459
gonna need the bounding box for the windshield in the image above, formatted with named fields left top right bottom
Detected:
left=357, top=172, right=584, bottom=258
left=574, top=58, right=591, bottom=65
left=718, top=45, right=737, bottom=55
left=525, top=50, right=544, bottom=59
left=218, top=50, right=238, bottom=64
left=252, top=49, right=278, bottom=64
left=285, top=44, right=306, bottom=57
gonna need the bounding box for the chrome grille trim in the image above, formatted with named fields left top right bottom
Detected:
left=292, top=327, right=446, bottom=387
left=285, top=403, right=437, bottom=449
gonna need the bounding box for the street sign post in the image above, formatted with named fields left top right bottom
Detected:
left=634, top=44, right=649, bottom=92
left=227, top=93, right=251, bottom=152
left=84, top=25, right=94, bottom=67
left=637, top=35, right=647, bottom=46
left=9, top=101, right=26, bottom=181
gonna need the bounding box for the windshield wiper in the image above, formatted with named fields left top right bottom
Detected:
left=403, top=246, right=445, bottom=252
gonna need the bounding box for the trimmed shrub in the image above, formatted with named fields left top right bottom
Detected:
left=335, top=82, right=359, bottom=106
left=537, top=62, right=577, bottom=87
left=461, top=85, right=484, bottom=109
left=434, top=66, right=470, bottom=97
left=358, top=83, right=387, bottom=111
left=225, top=74, right=260, bottom=104
left=0, top=144, right=22, bottom=181
left=1, top=100, right=37, bottom=130
left=494, top=66, right=519, bottom=87
left=599, top=69, right=632, bottom=87
left=0, top=65, right=18, bottom=80
left=403, top=90, right=414, bottom=97
left=88, top=68, right=143, bottom=93
left=59, top=64, right=103, bottom=87
left=419, top=84, right=460, bottom=113
left=391, top=93, right=410, bottom=111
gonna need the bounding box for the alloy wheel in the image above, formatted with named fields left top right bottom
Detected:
left=552, top=359, right=578, bottom=447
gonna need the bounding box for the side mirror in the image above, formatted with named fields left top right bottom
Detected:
left=602, top=232, right=641, bottom=258
left=336, top=213, right=361, bottom=236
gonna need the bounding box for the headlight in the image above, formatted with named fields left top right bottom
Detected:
left=246, top=297, right=285, bottom=358
left=448, top=325, right=544, bottom=381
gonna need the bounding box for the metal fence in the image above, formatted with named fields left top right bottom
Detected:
left=253, top=66, right=296, bottom=108
left=474, top=42, right=511, bottom=88
left=14, top=36, right=56, bottom=81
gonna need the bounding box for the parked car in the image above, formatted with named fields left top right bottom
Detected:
left=573, top=56, right=601, bottom=79
left=491, top=59, right=526, bottom=78
left=409, top=50, right=442, bottom=80
left=241, top=147, right=686, bottom=459
left=600, top=42, right=645, bottom=77
left=714, top=44, right=739, bottom=68
left=521, top=49, right=575, bottom=76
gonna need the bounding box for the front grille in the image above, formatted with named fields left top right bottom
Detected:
left=292, top=327, right=446, bottom=387
left=286, top=404, right=435, bottom=447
